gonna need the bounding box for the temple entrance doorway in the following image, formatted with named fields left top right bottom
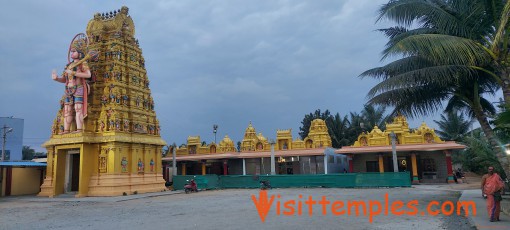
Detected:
left=65, top=150, right=80, bottom=193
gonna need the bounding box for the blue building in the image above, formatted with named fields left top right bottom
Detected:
left=0, top=117, right=24, bottom=161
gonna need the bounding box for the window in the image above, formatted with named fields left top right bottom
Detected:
left=421, top=158, right=436, bottom=172
left=366, top=161, right=379, bottom=172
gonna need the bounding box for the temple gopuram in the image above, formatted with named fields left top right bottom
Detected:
left=337, top=114, right=465, bottom=184
left=39, top=7, right=166, bottom=197
left=162, top=119, right=332, bottom=177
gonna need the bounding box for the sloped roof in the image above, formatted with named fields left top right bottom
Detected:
left=0, top=161, right=47, bottom=167
left=163, top=141, right=465, bottom=162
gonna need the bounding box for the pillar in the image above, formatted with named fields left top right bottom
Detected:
left=223, top=160, right=228, bottom=175
left=181, top=163, right=186, bottom=176
left=270, top=143, right=275, bottom=175
left=411, top=153, right=419, bottom=184
left=242, top=158, right=246, bottom=175
left=378, top=154, right=384, bottom=173
left=444, top=150, right=454, bottom=183
left=202, top=162, right=206, bottom=175
left=348, top=154, right=354, bottom=173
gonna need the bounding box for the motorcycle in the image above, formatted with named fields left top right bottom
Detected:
left=184, top=179, right=198, bottom=194
left=260, top=180, right=271, bottom=190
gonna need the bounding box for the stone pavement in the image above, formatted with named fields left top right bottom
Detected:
left=415, top=183, right=510, bottom=229
left=1, top=190, right=183, bottom=203
left=459, top=189, right=510, bottom=229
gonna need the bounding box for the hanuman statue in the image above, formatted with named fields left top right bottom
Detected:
left=51, top=34, right=92, bottom=133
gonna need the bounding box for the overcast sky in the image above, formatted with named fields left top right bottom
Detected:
left=0, top=0, right=449, bottom=152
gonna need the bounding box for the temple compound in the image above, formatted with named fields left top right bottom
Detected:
left=338, top=115, right=465, bottom=184
left=163, top=119, right=332, bottom=177
left=163, top=115, right=464, bottom=185
left=39, top=7, right=166, bottom=197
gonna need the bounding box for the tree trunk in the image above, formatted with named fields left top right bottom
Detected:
left=503, top=84, right=510, bottom=108
left=473, top=108, right=510, bottom=179
left=502, top=69, right=510, bottom=107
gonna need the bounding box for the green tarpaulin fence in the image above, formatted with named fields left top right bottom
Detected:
left=172, top=172, right=411, bottom=190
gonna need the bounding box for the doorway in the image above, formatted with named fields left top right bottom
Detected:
left=65, top=151, right=80, bottom=193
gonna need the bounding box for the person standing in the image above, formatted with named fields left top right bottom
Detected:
left=481, top=166, right=505, bottom=221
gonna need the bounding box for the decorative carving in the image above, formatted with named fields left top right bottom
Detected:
left=121, top=157, right=128, bottom=173
left=352, top=116, right=444, bottom=147
left=150, top=158, right=154, bottom=172
left=99, top=148, right=108, bottom=173
left=137, top=158, right=144, bottom=172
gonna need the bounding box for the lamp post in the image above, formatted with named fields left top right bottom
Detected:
left=270, top=139, right=276, bottom=175
left=172, top=145, right=177, bottom=176
left=213, top=124, right=218, bottom=143
left=2, top=125, right=14, bottom=161
left=390, top=131, right=398, bottom=172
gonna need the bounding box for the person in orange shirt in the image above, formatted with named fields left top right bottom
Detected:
left=481, top=166, right=505, bottom=222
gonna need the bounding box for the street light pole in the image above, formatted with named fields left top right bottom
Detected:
left=213, top=124, right=218, bottom=143
left=390, top=131, right=398, bottom=172
left=270, top=139, right=276, bottom=175
left=2, top=125, right=14, bottom=162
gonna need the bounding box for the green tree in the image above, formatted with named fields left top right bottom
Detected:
left=434, top=110, right=473, bottom=141
left=298, top=109, right=332, bottom=139
left=360, top=104, right=390, bottom=130
left=22, top=145, right=35, bottom=160
left=462, top=129, right=507, bottom=179
left=362, top=0, right=510, bottom=177
left=328, top=113, right=351, bottom=148
left=373, top=0, right=510, bottom=105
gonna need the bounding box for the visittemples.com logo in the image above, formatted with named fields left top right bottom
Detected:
left=251, top=191, right=476, bottom=223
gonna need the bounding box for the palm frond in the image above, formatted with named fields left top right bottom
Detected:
left=382, top=34, right=491, bottom=66
left=366, top=65, right=473, bottom=97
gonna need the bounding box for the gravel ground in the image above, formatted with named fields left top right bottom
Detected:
left=0, top=188, right=475, bottom=230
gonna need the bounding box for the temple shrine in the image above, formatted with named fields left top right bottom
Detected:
left=163, top=115, right=465, bottom=185
left=39, top=7, right=166, bottom=197
left=162, top=119, right=333, bottom=177
left=338, top=114, right=464, bottom=184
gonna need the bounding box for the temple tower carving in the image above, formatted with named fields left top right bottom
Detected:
left=39, top=6, right=167, bottom=197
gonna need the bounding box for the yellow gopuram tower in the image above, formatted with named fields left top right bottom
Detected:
left=39, top=6, right=167, bottom=197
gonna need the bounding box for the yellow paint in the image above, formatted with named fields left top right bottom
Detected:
left=1, top=168, right=6, bottom=196
left=39, top=7, right=167, bottom=197
left=53, top=149, right=67, bottom=196
left=353, top=114, right=445, bottom=147
left=202, top=163, right=206, bottom=175
left=182, top=163, right=186, bottom=175
left=10, top=168, right=42, bottom=196
left=378, top=155, right=384, bottom=173
left=411, top=153, right=418, bottom=177
left=77, top=144, right=97, bottom=197
left=175, top=119, right=332, bottom=155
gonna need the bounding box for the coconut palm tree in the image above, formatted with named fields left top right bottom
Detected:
left=362, top=0, right=510, bottom=176
left=462, top=129, right=507, bottom=179
left=434, top=110, right=473, bottom=141
left=361, top=104, right=391, bottom=130
left=373, top=0, right=510, bottom=104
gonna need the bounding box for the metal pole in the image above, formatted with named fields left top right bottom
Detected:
left=391, top=131, right=398, bottom=172
left=242, top=158, right=246, bottom=175
left=324, top=152, right=328, bottom=174
left=213, top=124, right=218, bottom=143
left=270, top=141, right=275, bottom=175
left=172, top=146, right=177, bottom=176
left=2, top=125, right=7, bottom=162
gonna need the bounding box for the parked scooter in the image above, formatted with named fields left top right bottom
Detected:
left=260, top=180, right=271, bottom=190
left=184, top=179, right=198, bottom=194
